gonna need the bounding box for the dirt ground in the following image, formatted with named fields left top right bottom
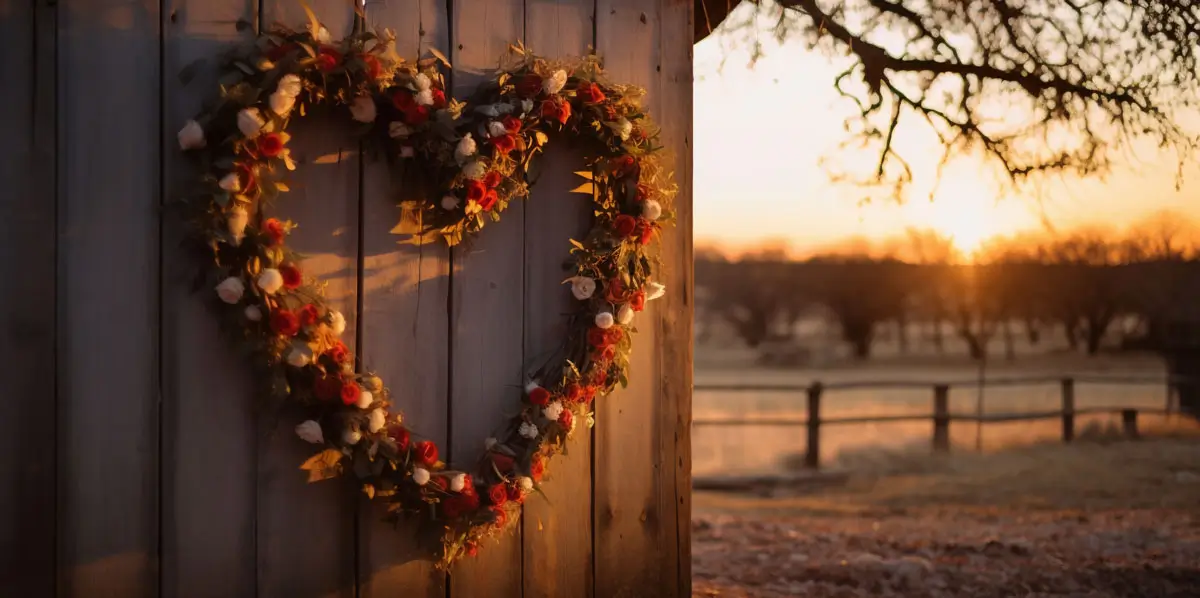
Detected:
left=692, top=435, right=1200, bottom=597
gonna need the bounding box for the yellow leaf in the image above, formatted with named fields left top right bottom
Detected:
left=300, top=448, right=344, bottom=483
left=569, top=182, right=595, bottom=195
left=427, top=46, right=452, bottom=68
left=362, top=484, right=375, bottom=500
left=299, top=1, right=321, bottom=37
left=574, top=170, right=594, bottom=180
left=275, top=182, right=290, bottom=192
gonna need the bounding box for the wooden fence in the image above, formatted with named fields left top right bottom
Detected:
left=694, top=375, right=1185, bottom=469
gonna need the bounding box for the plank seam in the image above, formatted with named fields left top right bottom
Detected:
left=157, top=1, right=168, bottom=596
left=443, top=2, right=456, bottom=596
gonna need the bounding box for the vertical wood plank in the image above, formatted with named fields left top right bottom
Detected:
left=160, top=2, right=259, bottom=597
left=257, top=3, right=359, bottom=597
left=0, top=1, right=56, bottom=596
left=357, top=2, right=450, bottom=597
left=57, top=1, right=161, bottom=596
left=520, top=3, right=596, bottom=597
left=448, top=1, right=525, bottom=596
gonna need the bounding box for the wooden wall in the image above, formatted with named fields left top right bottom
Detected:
left=0, top=1, right=693, bottom=597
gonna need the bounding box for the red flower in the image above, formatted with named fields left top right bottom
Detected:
left=315, top=47, right=341, bottom=72
left=613, top=215, right=638, bottom=238
left=491, top=506, right=508, bottom=527
left=516, top=73, right=543, bottom=98
left=630, top=290, right=647, bottom=312
left=263, top=218, right=286, bottom=246
left=388, top=425, right=411, bottom=451
left=483, top=171, right=503, bottom=189
left=442, top=492, right=480, bottom=519
left=404, top=104, right=430, bottom=125
left=491, top=134, right=516, bottom=154
left=340, top=382, right=361, bottom=406
left=299, top=304, right=320, bottom=327
left=502, top=115, right=522, bottom=133
left=606, top=326, right=624, bottom=345
left=636, top=183, right=652, bottom=201
left=415, top=440, right=439, bottom=466
left=460, top=474, right=476, bottom=496
left=592, top=370, right=608, bottom=387
left=491, top=452, right=515, bottom=473
left=605, top=277, right=626, bottom=303
left=580, top=386, right=597, bottom=404
left=564, top=383, right=583, bottom=403
left=392, top=89, right=415, bottom=111
left=314, top=374, right=342, bottom=401
left=611, top=155, right=636, bottom=176
left=602, top=105, right=618, bottom=121
left=258, top=133, right=285, bottom=158
left=465, top=542, right=479, bottom=557
left=540, top=99, right=570, bottom=125
left=587, top=326, right=612, bottom=349
left=530, top=455, right=545, bottom=482
left=235, top=163, right=258, bottom=196
left=271, top=310, right=300, bottom=336
left=576, top=81, right=606, bottom=104
left=529, top=387, right=551, bottom=406
left=597, top=345, right=617, bottom=361
left=488, top=483, right=508, bottom=506
left=506, top=484, right=523, bottom=503
left=360, top=54, right=382, bottom=80
left=478, top=190, right=499, bottom=212
left=431, top=89, right=447, bottom=109
left=431, top=476, right=449, bottom=492
left=465, top=180, right=487, bottom=203
left=639, top=220, right=655, bottom=245
left=559, top=409, right=574, bottom=430
left=280, top=264, right=303, bottom=289
left=327, top=340, right=349, bottom=364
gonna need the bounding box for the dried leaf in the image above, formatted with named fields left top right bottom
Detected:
left=427, top=46, right=452, bottom=68
left=300, top=448, right=345, bottom=483
left=569, top=182, right=595, bottom=195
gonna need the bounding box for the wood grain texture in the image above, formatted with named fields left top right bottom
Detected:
left=160, top=2, right=260, bottom=597
left=0, top=2, right=56, bottom=596
left=56, top=1, right=162, bottom=596
left=447, top=1, right=525, bottom=596
left=357, top=2, right=450, bottom=597
left=593, top=2, right=670, bottom=596
left=256, top=3, right=359, bottom=597
left=520, top=2, right=596, bottom=597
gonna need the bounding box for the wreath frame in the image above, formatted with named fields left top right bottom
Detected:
left=176, top=15, right=674, bottom=568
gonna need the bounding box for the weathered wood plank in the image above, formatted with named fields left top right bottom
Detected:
left=0, top=1, right=56, bottom=596
left=56, top=1, right=162, bottom=596
left=357, top=2, right=450, bottom=597
left=520, top=3, right=596, bottom=597
left=593, top=2, right=670, bottom=596
left=160, top=2, right=259, bottom=597
left=257, top=3, right=359, bottom=597
left=448, top=1, right=525, bottom=596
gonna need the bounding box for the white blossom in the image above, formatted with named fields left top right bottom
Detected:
left=237, top=108, right=266, bottom=138
left=269, top=91, right=295, bottom=117
left=244, top=305, right=262, bottom=321
left=295, top=420, right=324, bottom=444
left=356, top=390, right=374, bottom=410
left=368, top=409, right=386, bottom=433
left=215, top=277, right=245, bottom=304
left=276, top=74, right=303, bottom=98
left=388, top=121, right=412, bottom=139
left=594, top=311, right=614, bottom=329
left=449, top=473, right=467, bottom=492
left=461, top=160, right=486, bottom=180
left=328, top=310, right=347, bottom=335
left=349, top=96, right=377, bottom=122
left=518, top=476, right=534, bottom=492
left=617, top=304, right=635, bottom=325
left=543, top=69, right=567, bottom=95
left=487, top=120, right=508, bottom=138
left=566, top=276, right=596, bottom=300
left=543, top=401, right=564, bottom=421
left=257, top=268, right=284, bottom=295
left=454, top=133, right=477, bottom=163
left=218, top=172, right=241, bottom=193
left=286, top=342, right=312, bottom=368
left=642, top=199, right=662, bottom=221
left=316, top=26, right=332, bottom=44
left=414, top=89, right=434, bottom=107
left=645, top=281, right=666, bottom=301
left=616, top=117, right=633, bottom=140
left=518, top=421, right=538, bottom=439
left=412, top=467, right=431, bottom=485
left=342, top=428, right=362, bottom=445
left=441, top=195, right=460, bottom=211
left=413, top=72, right=432, bottom=91
left=177, top=120, right=206, bottom=150
left=524, top=380, right=541, bottom=394
left=227, top=206, right=249, bottom=245
left=485, top=437, right=498, bottom=450
left=520, top=99, right=534, bottom=115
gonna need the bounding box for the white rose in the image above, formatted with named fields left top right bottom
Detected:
left=295, top=420, right=324, bottom=444
left=215, top=277, right=245, bottom=304
left=524, top=380, right=541, bottom=394
left=441, top=195, right=460, bottom=210
left=543, top=69, right=567, bottom=95
left=388, top=121, right=412, bottom=139
left=244, top=305, right=262, bottom=321
left=349, top=96, right=377, bottom=123
left=566, top=276, right=596, bottom=300
left=316, top=26, right=332, bottom=44
left=356, top=390, right=374, bottom=410
left=543, top=401, right=564, bottom=421
left=487, top=120, right=508, bottom=138
left=645, top=281, right=666, bottom=301
left=518, top=421, right=538, bottom=439
left=413, top=72, right=432, bottom=91
left=277, top=74, right=303, bottom=98
left=328, top=310, right=346, bottom=335
left=414, top=89, right=434, bottom=107
left=342, top=428, right=362, bottom=445
left=218, top=172, right=241, bottom=192
left=520, top=99, right=534, bottom=115
left=269, top=91, right=295, bottom=117
left=474, top=104, right=502, bottom=118
left=286, top=342, right=312, bottom=368
left=454, top=134, right=477, bottom=163
left=642, top=199, right=662, bottom=221
left=237, top=108, right=266, bottom=138
left=594, top=311, right=614, bottom=329
left=257, top=268, right=284, bottom=295
left=227, top=206, right=248, bottom=244
left=177, top=120, right=206, bottom=150
left=616, top=117, right=633, bottom=140
left=449, top=473, right=467, bottom=492
left=485, top=437, right=498, bottom=450
left=412, top=467, right=431, bottom=486
left=617, top=304, right=634, bottom=325
left=368, top=409, right=386, bottom=433
left=518, top=476, right=534, bottom=492
left=461, top=161, right=486, bottom=180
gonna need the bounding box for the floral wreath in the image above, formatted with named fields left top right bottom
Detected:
left=176, top=14, right=674, bottom=569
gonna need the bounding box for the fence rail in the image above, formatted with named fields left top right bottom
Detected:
left=694, top=375, right=1189, bottom=469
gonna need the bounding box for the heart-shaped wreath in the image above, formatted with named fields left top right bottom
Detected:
left=175, top=16, right=674, bottom=568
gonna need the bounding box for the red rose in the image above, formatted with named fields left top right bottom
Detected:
left=488, top=483, right=508, bottom=506
left=502, top=115, right=522, bottom=133
left=340, top=381, right=361, bottom=406
left=460, top=474, right=476, bottom=496
left=559, top=409, right=574, bottom=430
left=613, top=215, right=637, bottom=238
left=266, top=42, right=297, bottom=61
left=530, top=455, right=545, bottom=482
left=315, top=47, right=341, bottom=72
left=516, top=73, right=543, bottom=98
left=630, top=290, right=647, bottom=312
left=491, top=506, right=508, bottom=527
left=529, top=387, right=551, bottom=406
left=271, top=309, right=300, bottom=336
left=388, top=425, right=411, bottom=451
left=580, top=386, right=597, bottom=404
left=327, top=340, right=349, bottom=364
left=564, top=383, right=583, bottom=403
left=602, top=105, right=618, bottom=121
left=431, top=476, right=449, bottom=492
left=639, top=221, right=655, bottom=245
left=605, top=278, right=626, bottom=302
left=599, top=345, right=617, bottom=361
left=263, top=218, right=286, bottom=246
left=258, top=133, right=285, bottom=158
left=592, top=370, right=608, bottom=386
left=491, top=452, right=515, bottom=473
left=483, top=171, right=503, bottom=189
left=360, top=54, right=382, bottom=80
left=478, top=190, right=499, bottom=212
left=491, top=134, right=516, bottom=154
left=576, top=81, right=606, bottom=104
left=442, top=492, right=480, bottom=519
left=465, top=180, right=487, bottom=203
left=404, top=104, right=430, bottom=125
left=415, top=440, right=438, bottom=466
left=392, top=89, right=415, bottom=111
left=587, top=326, right=611, bottom=349
left=280, top=264, right=303, bottom=289
left=431, top=89, right=447, bottom=109
left=540, top=99, right=570, bottom=125
left=611, top=155, right=636, bottom=176
left=606, top=326, right=624, bottom=345
left=299, top=304, right=320, bottom=327
left=314, top=374, right=342, bottom=401
left=506, top=484, right=523, bottom=503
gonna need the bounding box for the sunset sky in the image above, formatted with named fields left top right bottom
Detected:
left=692, top=5, right=1200, bottom=257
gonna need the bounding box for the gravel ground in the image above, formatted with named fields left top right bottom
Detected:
left=692, top=437, right=1200, bottom=597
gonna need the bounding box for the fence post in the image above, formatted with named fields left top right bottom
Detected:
left=805, top=382, right=822, bottom=469
left=1061, top=377, right=1075, bottom=443
left=1122, top=409, right=1139, bottom=440
left=932, top=384, right=950, bottom=453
